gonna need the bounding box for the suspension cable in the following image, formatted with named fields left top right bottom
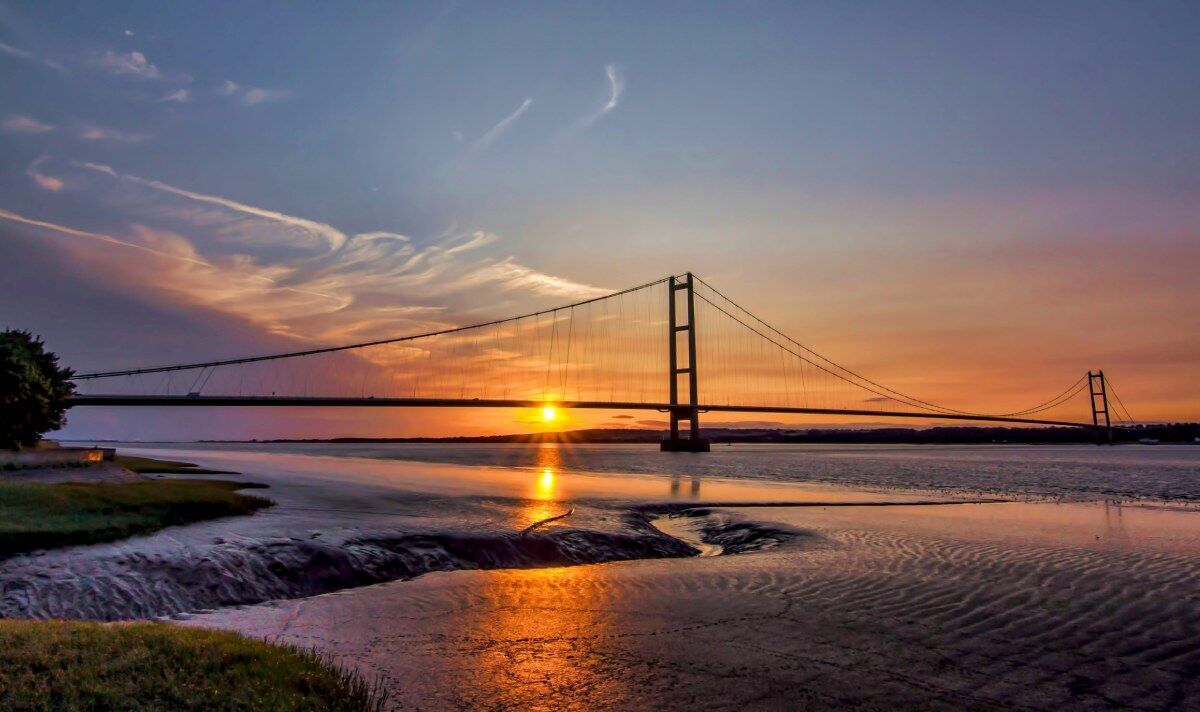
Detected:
left=692, top=276, right=981, bottom=415
left=1002, top=374, right=1088, bottom=416
left=74, top=277, right=670, bottom=380
left=693, top=291, right=956, bottom=414
left=1105, top=377, right=1136, bottom=424
left=694, top=275, right=1088, bottom=418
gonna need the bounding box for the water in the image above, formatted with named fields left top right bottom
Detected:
left=7, top=442, right=1197, bottom=621
left=117, top=441, right=1200, bottom=502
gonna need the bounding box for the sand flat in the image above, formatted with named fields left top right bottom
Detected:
left=182, top=497, right=1200, bottom=710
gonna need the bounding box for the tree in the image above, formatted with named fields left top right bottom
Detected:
left=0, top=330, right=76, bottom=450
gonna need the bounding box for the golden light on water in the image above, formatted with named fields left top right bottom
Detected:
left=530, top=443, right=561, bottom=506
left=538, top=467, right=555, bottom=497
left=525, top=445, right=562, bottom=527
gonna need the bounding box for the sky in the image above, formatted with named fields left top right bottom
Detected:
left=1, top=1, right=1197, bottom=440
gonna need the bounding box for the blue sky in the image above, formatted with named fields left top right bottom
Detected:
left=2, top=1, right=1198, bottom=438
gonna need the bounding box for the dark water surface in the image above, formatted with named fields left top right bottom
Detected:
left=120, top=441, right=1200, bottom=502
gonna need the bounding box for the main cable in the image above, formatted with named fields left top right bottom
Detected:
left=694, top=275, right=1091, bottom=419
left=74, top=276, right=671, bottom=380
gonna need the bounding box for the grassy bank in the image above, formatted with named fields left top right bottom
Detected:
left=114, top=454, right=237, bottom=475
left=0, top=620, right=384, bottom=711
left=0, top=479, right=271, bottom=557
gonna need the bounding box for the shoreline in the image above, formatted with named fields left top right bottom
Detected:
left=59, top=419, right=1200, bottom=446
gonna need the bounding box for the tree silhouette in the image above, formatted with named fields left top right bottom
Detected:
left=0, top=330, right=76, bottom=450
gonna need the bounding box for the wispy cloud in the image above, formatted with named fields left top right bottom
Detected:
left=0, top=208, right=221, bottom=268
left=96, top=49, right=161, bottom=79
left=0, top=209, right=345, bottom=333
left=160, top=88, right=191, bottom=103
left=2, top=115, right=56, bottom=133
left=215, top=80, right=294, bottom=106
left=241, top=87, right=294, bottom=105
left=0, top=42, right=34, bottom=60
left=76, top=123, right=152, bottom=143
left=80, top=162, right=345, bottom=251
left=601, top=63, right=625, bottom=114
left=474, top=97, right=533, bottom=150
left=444, top=231, right=500, bottom=255
left=0, top=41, right=68, bottom=73
left=14, top=162, right=608, bottom=342
left=2, top=116, right=149, bottom=143
left=462, top=257, right=610, bottom=298
left=579, top=63, right=625, bottom=129
left=27, top=156, right=64, bottom=192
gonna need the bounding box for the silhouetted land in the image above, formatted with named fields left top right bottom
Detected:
left=250, top=423, right=1200, bottom=445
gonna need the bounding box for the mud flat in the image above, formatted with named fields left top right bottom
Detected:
left=183, top=499, right=1200, bottom=709
left=7, top=444, right=1199, bottom=708
left=0, top=446, right=873, bottom=620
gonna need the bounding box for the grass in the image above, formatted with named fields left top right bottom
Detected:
left=114, top=454, right=238, bottom=475
left=0, top=479, right=272, bottom=557
left=0, top=620, right=386, bottom=711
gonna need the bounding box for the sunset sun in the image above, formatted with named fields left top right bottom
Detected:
left=541, top=405, right=558, bottom=423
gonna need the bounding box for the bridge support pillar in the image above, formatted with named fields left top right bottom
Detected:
left=662, top=273, right=710, bottom=452
left=1088, top=370, right=1113, bottom=445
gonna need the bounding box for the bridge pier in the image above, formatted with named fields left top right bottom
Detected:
left=662, top=405, right=710, bottom=451
left=661, top=273, right=710, bottom=452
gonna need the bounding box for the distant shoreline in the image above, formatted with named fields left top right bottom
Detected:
left=71, top=423, right=1200, bottom=446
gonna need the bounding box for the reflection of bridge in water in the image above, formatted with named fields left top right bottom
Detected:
left=67, top=273, right=1137, bottom=450
left=670, top=474, right=702, bottom=498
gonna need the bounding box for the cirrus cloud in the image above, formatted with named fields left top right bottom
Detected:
left=0, top=41, right=69, bottom=73
left=160, top=88, right=191, bottom=103
left=97, top=49, right=160, bottom=79
left=76, top=123, right=152, bottom=143
left=473, top=97, right=533, bottom=150
left=578, top=63, right=625, bottom=129
left=2, top=115, right=55, bottom=133
left=27, top=156, right=64, bottom=192
left=6, top=161, right=609, bottom=344
left=216, top=79, right=294, bottom=105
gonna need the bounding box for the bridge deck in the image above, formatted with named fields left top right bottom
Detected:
left=67, top=395, right=1097, bottom=429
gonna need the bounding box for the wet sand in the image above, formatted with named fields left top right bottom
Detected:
left=164, top=447, right=1199, bottom=710
left=183, top=499, right=1200, bottom=709
left=8, top=444, right=1199, bottom=708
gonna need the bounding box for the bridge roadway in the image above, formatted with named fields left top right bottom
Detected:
left=67, top=395, right=1097, bottom=429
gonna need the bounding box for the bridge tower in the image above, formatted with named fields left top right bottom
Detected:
left=662, top=273, right=710, bottom=452
left=1088, top=370, right=1113, bottom=444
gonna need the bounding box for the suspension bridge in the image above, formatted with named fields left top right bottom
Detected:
left=67, top=273, right=1135, bottom=451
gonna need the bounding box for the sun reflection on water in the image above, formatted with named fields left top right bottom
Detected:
left=537, top=468, right=555, bottom=498
left=521, top=444, right=565, bottom=528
